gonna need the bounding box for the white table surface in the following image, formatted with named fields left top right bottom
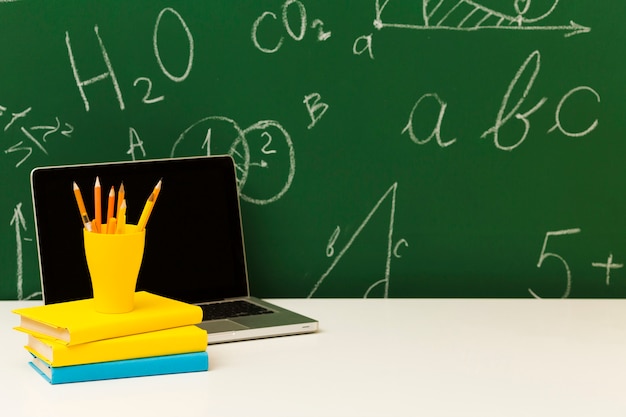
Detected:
left=2, top=298, right=626, bottom=416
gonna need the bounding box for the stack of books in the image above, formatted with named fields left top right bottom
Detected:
left=12, top=291, right=208, bottom=384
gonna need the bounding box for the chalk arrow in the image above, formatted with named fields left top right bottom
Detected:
left=564, top=20, right=591, bottom=37
left=379, top=20, right=591, bottom=38
left=10, top=202, right=26, bottom=232
left=10, top=202, right=27, bottom=300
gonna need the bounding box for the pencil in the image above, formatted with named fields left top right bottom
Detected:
left=105, top=186, right=115, bottom=233
left=116, top=200, right=127, bottom=234
left=93, top=176, right=101, bottom=233
left=117, top=182, right=125, bottom=215
left=137, top=179, right=162, bottom=231
left=153, top=177, right=163, bottom=200
left=107, top=217, right=117, bottom=235
left=72, top=182, right=92, bottom=232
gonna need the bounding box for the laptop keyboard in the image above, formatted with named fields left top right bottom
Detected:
left=199, top=300, right=274, bottom=321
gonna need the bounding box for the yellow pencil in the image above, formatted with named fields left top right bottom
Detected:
left=105, top=186, right=115, bottom=233
left=116, top=200, right=127, bottom=234
left=153, top=177, right=163, bottom=200
left=72, top=182, right=92, bottom=232
left=93, top=176, right=101, bottom=233
left=137, top=179, right=162, bottom=231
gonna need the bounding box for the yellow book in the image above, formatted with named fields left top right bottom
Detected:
left=25, top=325, right=207, bottom=367
left=13, top=291, right=203, bottom=346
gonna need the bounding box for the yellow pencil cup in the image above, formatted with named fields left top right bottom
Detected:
left=83, top=224, right=146, bottom=314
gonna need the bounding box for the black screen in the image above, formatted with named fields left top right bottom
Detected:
left=31, top=156, right=249, bottom=304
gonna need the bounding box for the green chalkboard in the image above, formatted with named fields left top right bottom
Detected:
left=1, top=0, right=622, bottom=299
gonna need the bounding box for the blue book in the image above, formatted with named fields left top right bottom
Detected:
left=29, top=351, right=208, bottom=384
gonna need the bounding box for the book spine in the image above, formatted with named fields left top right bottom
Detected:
left=32, top=352, right=209, bottom=384
left=29, top=326, right=208, bottom=366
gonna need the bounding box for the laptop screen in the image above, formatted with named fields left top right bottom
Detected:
left=30, top=156, right=249, bottom=304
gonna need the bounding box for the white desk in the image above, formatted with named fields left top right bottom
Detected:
left=2, top=298, right=626, bottom=416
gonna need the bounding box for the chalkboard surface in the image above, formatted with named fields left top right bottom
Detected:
left=1, top=0, right=622, bottom=299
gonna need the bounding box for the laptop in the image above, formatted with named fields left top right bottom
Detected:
left=30, top=155, right=318, bottom=344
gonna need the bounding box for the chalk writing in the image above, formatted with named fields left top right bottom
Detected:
left=529, top=228, right=581, bottom=299
left=127, top=127, right=147, bottom=161
left=311, top=19, right=332, bottom=41
left=357, top=1, right=590, bottom=59
left=482, top=50, right=599, bottom=150
left=303, top=92, right=329, bottom=129
left=353, top=34, right=374, bottom=59
left=66, top=7, right=192, bottom=112
left=402, top=93, right=457, bottom=147
left=326, top=226, right=341, bottom=257
left=481, top=50, right=548, bottom=151
left=2, top=105, right=74, bottom=168
left=10, top=203, right=26, bottom=299
left=9, top=203, right=40, bottom=300
left=66, top=25, right=125, bottom=112
left=133, top=77, right=165, bottom=104
left=373, top=0, right=590, bottom=36
left=172, top=116, right=249, bottom=185
left=201, top=128, right=213, bottom=156
left=529, top=229, right=626, bottom=297
left=153, top=7, right=194, bottom=83
left=592, top=254, right=624, bottom=286
left=252, top=0, right=331, bottom=54
left=309, top=182, right=406, bottom=298
left=4, top=106, right=31, bottom=131
left=548, top=86, right=600, bottom=137
left=260, top=132, right=277, bottom=155
left=2, top=1, right=624, bottom=301
left=170, top=116, right=295, bottom=205
left=238, top=121, right=296, bottom=205
left=403, top=50, right=600, bottom=151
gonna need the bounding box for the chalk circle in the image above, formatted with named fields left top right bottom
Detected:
left=171, top=117, right=295, bottom=205
left=237, top=120, right=296, bottom=206
left=170, top=116, right=250, bottom=189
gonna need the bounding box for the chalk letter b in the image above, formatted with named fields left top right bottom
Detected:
left=304, top=93, right=329, bottom=130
